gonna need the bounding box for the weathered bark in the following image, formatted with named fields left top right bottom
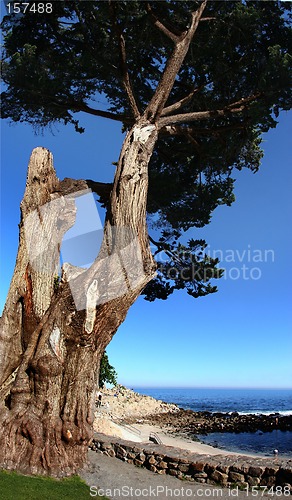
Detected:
left=0, top=123, right=157, bottom=476
left=0, top=0, right=209, bottom=475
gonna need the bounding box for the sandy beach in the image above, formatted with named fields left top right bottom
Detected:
left=132, top=423, right=261, bottom=457
left=93, top=386, right=262, bottom=457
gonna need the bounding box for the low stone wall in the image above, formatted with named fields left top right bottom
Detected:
left=90, top=433, right=292, bottom=492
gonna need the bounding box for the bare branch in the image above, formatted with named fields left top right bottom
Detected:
left=161, top=84, right=205, bottom=116
left=60, top=178, right=112, bottom=204
left=149, top=236, right=176, bottom=261
left=144, top=0, right=207, bottom=122
left=160, top=120, right=249, bottom=138
left=34, top=89, right=131, bottom=123
left=146, top=3, right=180, bottom=43
left=200, top=17, right=216, bottom=22
left=69, top=101, right=133, bottom=124
left=86, top=180, right=113, bottom=204
left=158, top=108, right=244, bottom=127
left=59, top=21, right=75, bottom=25
left=158, top=93, right=262, bottom=128
left=226, top=93, right=262, bottom=110
left=109, top=0, right=140, bottom=120
left=59, top=178, right=89, bottom=196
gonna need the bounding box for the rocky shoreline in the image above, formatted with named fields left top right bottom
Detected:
left=95, top=386, right=291, bottom=457
left=126, top=408, right=292, bottom=438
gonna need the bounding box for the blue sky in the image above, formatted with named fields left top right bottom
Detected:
left=1, top=110, right=291, bottom=389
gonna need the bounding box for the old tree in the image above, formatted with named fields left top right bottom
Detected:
left=0, top=0, right=291, bottom=476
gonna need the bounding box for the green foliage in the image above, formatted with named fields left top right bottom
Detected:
left=0, top=470, right=107, bottom=500
left=99, top=352, right=118, bottom=388
left=2, top=2, right=291, bottom=132
left=53, top=275, right=60, bottom=293
left=1, top=1, right=291, bottom=301
left=144, top=237, right=223, bottom=301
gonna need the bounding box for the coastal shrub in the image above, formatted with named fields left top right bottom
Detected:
left=99, top=352, right=118, bottom=388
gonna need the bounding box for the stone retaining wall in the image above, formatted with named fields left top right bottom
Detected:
left=90, top=433, right=292, bottom=492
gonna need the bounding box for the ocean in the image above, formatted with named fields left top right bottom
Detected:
left=133, top=387, right=292, bottom=457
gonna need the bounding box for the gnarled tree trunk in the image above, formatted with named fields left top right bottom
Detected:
left=0, top=122, right=157, bottom=476
left=0, top=0, right=209, bottom=475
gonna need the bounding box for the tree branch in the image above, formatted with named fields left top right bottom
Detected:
left=109, top=0, right=140, bottom=120
left=200, top=17, right=216, bottom=22
left=144, top=0, right=207, bottom=122
left=60, top=178, right=112, bottom=205
left=31, top=89, right=132, bottom=124
left=86, top=180, right=113, bottom=204
left=161, top=57, right=256, bottom=119
left=149, top=235, right=163, bottom=257
left=149, top=236, right=186, bottom=266
left=145, top=3, right=180, bottom=43
left=160, top=120, right=250, bottom=138
left=149, top=236, right=174, bottom=259
left=59, top=178, right=88, bottom=196
left=161, top=84, right=206, bottom=116
left=158, top=93, right=262, bottom=128
left=68, top=101, right=133, bottom=124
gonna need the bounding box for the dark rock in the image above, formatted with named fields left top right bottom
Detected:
left=249, top=466, right=264, bottom=477
left=265, top=466, right=279, bottom=476
left=140, top=408, right=292, bottom=435
left=132, top=446, right=144, bottom=454
left=247, top=475, right=260, bottom=486
left=211, top=470, right=228, bottom=485
left=178, top=463, right=190, bottom=473
left=260, top=476, right=276, bottom=487
left=229, top=471, right=245, bottom=483
left=194, top=472, right=208, bottom=479
left=277, top=468, right=292, bottom=485
left=134, top=459, right=144, bottom=466
left=217, top=464, right=230, bottom=474
left=191, top=461, right=205, bottom=472
left=115, top=445, right=127, bottom=457
left=157, top=460, right=168, bottom=469
left=100, top=442, right=113, bottom=451
left=205, top=464, right=216, bottom=474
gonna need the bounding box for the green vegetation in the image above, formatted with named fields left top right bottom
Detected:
left=0, top=470, right=107, bottom=500
left=99, top=352, right=118, bottom=388
left=53, top=275, right=61, bottom=293
left=2, top=1, right=291, bottom=301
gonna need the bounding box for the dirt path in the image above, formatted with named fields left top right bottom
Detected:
left=80, top=450, right=288, bottom=499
